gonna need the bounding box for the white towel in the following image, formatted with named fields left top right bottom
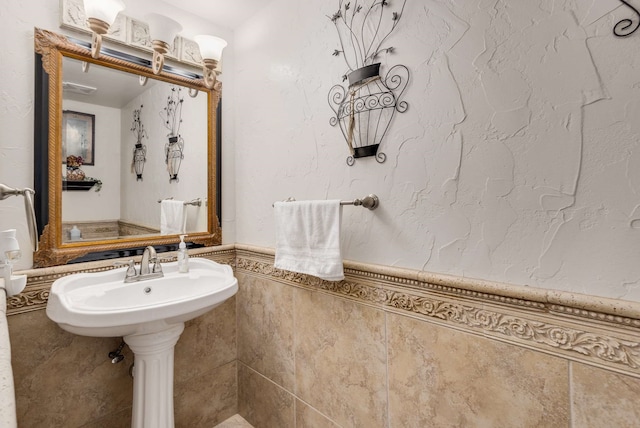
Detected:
left=274, top=200, right=344, bottom=281
left=160, top=200, right=186, bottom=235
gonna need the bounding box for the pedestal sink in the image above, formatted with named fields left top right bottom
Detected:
left=46, top=257, right=238, bottom=428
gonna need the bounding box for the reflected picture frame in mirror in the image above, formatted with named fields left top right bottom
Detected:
left=33, top=28, right=222, bottom=267
left=62, top=110, right=95, bottom=165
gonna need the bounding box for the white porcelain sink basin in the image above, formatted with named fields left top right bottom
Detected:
left=47, top=255, right=238, bottom=427
left=46, top=257, right=238, bottom=337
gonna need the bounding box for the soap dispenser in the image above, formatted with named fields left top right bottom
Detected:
left=177, top=234, right=189, bottom=273
left=0, top=229, right=27, bottom=296
left=70, top=225, right=81, bottom=241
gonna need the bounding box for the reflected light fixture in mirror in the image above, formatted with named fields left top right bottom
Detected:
left=82, top=0, right=125, bottom=58
left=145, top=13, right=183, bottom=75
left=194, top=35, right=227, bottom=89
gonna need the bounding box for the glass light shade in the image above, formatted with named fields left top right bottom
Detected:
left=194, top=35, right=227, bottom=61
left=146, top=13, right=183, bottom=44
left=83, top=0, right=125, bottom=26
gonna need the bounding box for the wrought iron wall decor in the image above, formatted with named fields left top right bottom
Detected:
left=131, top=105, right=148, bottom=181
left=614, top=0, right=640, bottom=37
left=327, top=0, right=409, bottom=166
left=160, top=86, right=185, bottom=182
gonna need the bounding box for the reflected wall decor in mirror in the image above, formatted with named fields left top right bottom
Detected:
left=33, top=28, right=222, bottom=267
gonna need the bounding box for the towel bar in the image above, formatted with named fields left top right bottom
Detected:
left=157, top=198, right=202, bottom=207
left=272, top=194, right=379, bottom=210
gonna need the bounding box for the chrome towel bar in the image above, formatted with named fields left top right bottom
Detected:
left=273, top=194, right=379, bottom=210
left=157, top=198, right=202, bottom=207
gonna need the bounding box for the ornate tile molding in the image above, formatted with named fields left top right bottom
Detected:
left=234, top=247, right=640, bottom=378
left=9, top=244, right=640, bottom=377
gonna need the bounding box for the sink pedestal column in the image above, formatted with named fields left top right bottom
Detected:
left=124, top=323, right=185, bottom=428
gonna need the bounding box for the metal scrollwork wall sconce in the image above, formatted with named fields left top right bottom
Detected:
left=131, top=105, right=148, bottom=181
left=160, top=86, right=185, bottom=182
left=614, top=0, right=640, bottom=37
left=327, top=0, right=409, bottom=166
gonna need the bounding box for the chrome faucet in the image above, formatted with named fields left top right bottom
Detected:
left=140, top=245, right=156, bottom=275
left=115, top=246, right=164, bottom=283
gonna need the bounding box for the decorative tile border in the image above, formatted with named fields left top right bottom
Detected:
left=234, top=247, right=640, bottom=379
left=9, top=244, right=640, bottom=378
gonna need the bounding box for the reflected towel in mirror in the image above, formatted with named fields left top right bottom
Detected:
left=274, top=200, right=344, bottom=281
left=160, top=200, right=186, bottom=235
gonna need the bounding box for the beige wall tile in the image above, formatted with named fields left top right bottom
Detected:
left=237, top=272, right=295, bottom=390
left=9, top=299, right=238, bottom=427
left=238, top=362, right=295, bottom=428
left=214, top=414, right=254, bottom=428
left=294, top=288, right=387, bottom=428
left=79, top=407, right=132, bottom=428
left=572, top=362, right=640, bottom=427
left=175, top=295, right=237, bottom=384
left=8, top=310, right=134, bottom=427
left=11, top=248, right=640, bottom=428
left=295, top=400, right=340, bottom=428
left=387, top=313, right=570, bottom=428
left=175, top=360, right=238, bottom=427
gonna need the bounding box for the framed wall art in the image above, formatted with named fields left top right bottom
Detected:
left=62, top=110, right=95, bottom=165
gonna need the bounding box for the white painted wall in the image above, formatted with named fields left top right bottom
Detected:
left=62, top=99, right=121, bottom=222
left=120, top=82, right=208, bottom=231
left=0, top=0, right=236, bottom=269
left=234, top=0, right=640, bottom=301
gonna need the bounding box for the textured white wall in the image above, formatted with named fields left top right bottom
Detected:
left=0, top=0, right=62, bottom=269
left=234, top=0, right=640, bottom=301
left=2, top=0, right=639, bottom=302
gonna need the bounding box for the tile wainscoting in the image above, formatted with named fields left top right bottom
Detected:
left=6, top=244, right=640, bottom=427
left=7, top=246, right=237, bottom=427
left=233, top=245, right=640, bottom=428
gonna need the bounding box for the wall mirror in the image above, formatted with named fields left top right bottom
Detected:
left=33, top=28, right=222, bottom=267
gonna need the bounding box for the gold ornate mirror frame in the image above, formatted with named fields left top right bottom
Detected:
left=33, top=28, right=222, bottom=267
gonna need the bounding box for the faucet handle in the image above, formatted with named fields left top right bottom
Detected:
left=151, top=257, right=163, bottom=274
left=114, top=260, right=137, bottom=278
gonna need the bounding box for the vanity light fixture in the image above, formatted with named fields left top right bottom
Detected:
left=194, top=35, right=227, bottom=89
left=80, top=4, right=227, bottom=82
left=82, top=0, right=125, bottom=58
left=145, top=13, right=183, bottom=75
